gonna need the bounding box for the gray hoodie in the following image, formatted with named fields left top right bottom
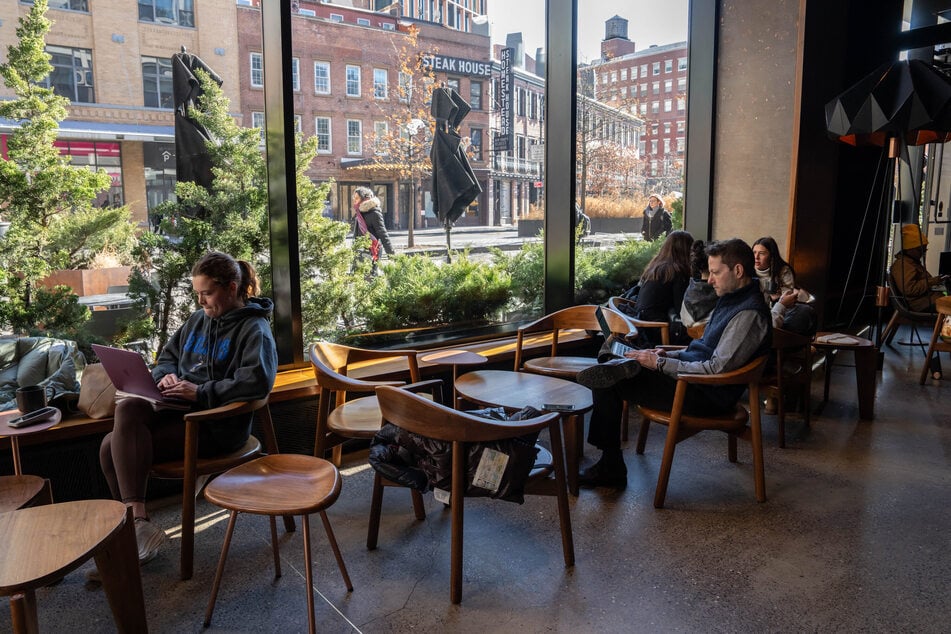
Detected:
left=152, top=296, right=277, bottom=410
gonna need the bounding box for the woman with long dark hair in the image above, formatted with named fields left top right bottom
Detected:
left=752, top=236, right=795, bottom=303
left=625, top=230, right=693, bottom=345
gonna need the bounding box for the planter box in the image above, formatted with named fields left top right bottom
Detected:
left=38, top=266, right=132, bottom=297
left=518, top=217, right=643, bottom=237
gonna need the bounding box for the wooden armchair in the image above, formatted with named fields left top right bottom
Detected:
left=151, top=397, right=277, bottom=580
left=513, top=304, right=636, bottom=378
left=372, top=385, right=574, bottom=604
left=635, top=356, right=768, bottom=508
left=608, top=295, right=671, bottom=345
left=760, top=328, right=814, bottom=448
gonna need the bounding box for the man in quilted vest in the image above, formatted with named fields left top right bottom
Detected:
left=576, top=238, right=772, bottom=489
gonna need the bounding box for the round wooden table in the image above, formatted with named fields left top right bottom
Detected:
left=0, top=408, right=61, bottom=475
left=454, top=370, right=593, bottom=495
left=419, top=350, right=488, bottom=408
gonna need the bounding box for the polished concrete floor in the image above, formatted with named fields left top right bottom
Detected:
left=26, top=327, right=951, bottom=633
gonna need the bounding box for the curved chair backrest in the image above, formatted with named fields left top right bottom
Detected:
left=514, top=305, right=635, bottom=369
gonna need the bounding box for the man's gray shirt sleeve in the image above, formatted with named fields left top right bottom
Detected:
left=659, top=310, right=769, bottom=377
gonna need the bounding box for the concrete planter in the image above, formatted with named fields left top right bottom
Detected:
left=38, top=266, right=132, bottom=297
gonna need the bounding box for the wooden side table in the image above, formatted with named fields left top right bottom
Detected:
left=920, top=295, right=951, bottom=385
left=0, top=409, right=61, bottom=475
left=419, top=350, right=488, bottom=408
left=813, top=332, right=876, bottom=420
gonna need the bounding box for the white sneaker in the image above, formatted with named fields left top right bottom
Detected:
left=134, top=518, right=167, bottom=564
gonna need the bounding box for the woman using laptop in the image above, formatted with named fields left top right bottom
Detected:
left=98, top=251, right=278, bottom=565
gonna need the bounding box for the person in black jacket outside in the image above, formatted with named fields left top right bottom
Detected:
left=641, top=193, right=672, bottom=242
left=353, top=186, right=395, bottom=256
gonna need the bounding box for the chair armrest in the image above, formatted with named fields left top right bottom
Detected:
left=184, top=397, right=269, bottom=423
left=674, top=356, right=768, bottom=386
left=402, top=379, right=445, bottom=405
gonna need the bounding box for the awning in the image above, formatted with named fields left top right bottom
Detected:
left=0, top=117, right=175, bottom=142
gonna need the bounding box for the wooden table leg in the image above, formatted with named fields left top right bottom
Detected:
left=94, top=507, right=148, bottom=633
left=562, top=413, right=580, bottom=496
left=9, top=591, right=38, bottom=634
left=853, top=346, right=877, bottom=421
left=10, top=437, right=22, bottom=476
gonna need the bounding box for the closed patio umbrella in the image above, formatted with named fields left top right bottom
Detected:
left=172, top=47, right=222, bottom=216
left=430, top=85, right=482, bottom=260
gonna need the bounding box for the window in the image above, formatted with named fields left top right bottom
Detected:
left=251, top=111, right=265, bottom=144
left=315, top=117, right=331, bottom=153
left=529, top=92, right=538, bottom=119
left=470, top=128, right=482, bottom=161
left=382, top=22, right=395, bottom=31
left=663, top=138, right=670, bottom=153
left=602, top=73, right=608, bottom=85
left=142, top=56, right=173, bottom=108
left=640, top=64, right=647, bottom=77
left=57, top=140, right=122, bottom=207
left=447, top=77, right=460, bottom=93
left=314, top=61, right=330, bottom=94
left=631, top=66, right=638, bottom=80
left=44, top=46, right=94, bottom=103
left=292, top=58, right=300, bottom=92
left=664, top=99, right=672, bottom=112
left=516, top=135, right=526, bottom=160
left=357, top=17, right=371, bottom=26
left=652, top=62, right=660, bottom=75
left=294, top=115, right=302, bottom=134
left=650, top=139, right=658, bottom=154
left=677, top=120, right=685, bottom=132
left=678, top=57, right=688, bottom=71
left=620, top=69, right=627, bottom=81
left=677, top=97, right=686, bottom=111
left=25, top=0, right=88, bottom=10
left=678, top=78, right=687, bottom=91
left=330, top=13, right=344, bottom=22
left=664, top=80, right=672, bottom=93
left=663, top=122, right=671, bottom=134
left=665, top=59, right=673, bottom=73
left=640, top=83, right=647, bottom=97
left=652, top=81, right=660, bottom=94
left=250, top=53, right=263, bottom=88
left=298, top=8, right=316, bottom=16
left=677, top=137, right=685, bottom=152
left=399, top=71, right=412, bottom=102
left=373, top=68, right=388, bottom=99
left=346, top=65, right=361, bottom=97
left=610, top=71, right=617, bottom=83
left=651, top=101, right=659, bottom=114
left=640, top=103, right=648, bottom=115
left=346, top=119, right=362, bottom=154
left=517, top=88, right=526, bottom=116
left=374, top=121, right=388, bottom=154
left=620, top=87, right=627, bottom=98
left=470, top=81, right=482, bottom=110
left=138, top=0, right=194, bottom=27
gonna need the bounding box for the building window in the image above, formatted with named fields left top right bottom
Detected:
left=663, top=122, right=671, bottom=134
left=373, top=121, right=388, bottom=154
left=357, top=17, right=371, bottom=26
left=620, top=68, right=627, bottom=81
left=346, top=65, right=361, bottom=97
left=651, top=101, right=659, bottom=114
left=677, top=137, right=685, bottom=152
left=663, top=138, right=671, bottom=153
left=330, top=13, right=344, bottom=22
left=294, top=115, right=302, bottom=134
left=347, top=119, right=362, bottom=154
left=57, top=140, right=123, bottom=207
left=251, top=111, right=265, bottom=144
left=650, top=139, right=658, bottom=154
left=142, top=56, right=173, bottom=108
left=620, top=86, right=627, bottom=98
left=470, top=128, right=482, bottom=161
left=664, top=99, right=672, bottom=112
left=678, top=57, right=688, bottom=71
left=373, top=68, right=388, bottom=99
left=640, top=64, right=648, bottom=77
left=529, top=92, right=538, bottom=119
left=447, top=77, right=460, bottom=93
left=652, top=81, right=660, bottom=94
left=652, top=61, right=660, bottom=75
left=382, top=22, right=395, bottom=30
left=665, top=59, right=673, bottom=73
left=291, top=57, right=300, bottom=91
left=640, top=103, right=648, bottom=115
left=470, top=80, right=482, bottom=110
left=677, top=120, right=686, bottom=132
left=664, top=79, right=673, bottom=93
left=677, top=96, right=686, bottom=111
left=25, top=0, right=88, bottom=10
left=610, top=71, right=617, bottom=83
left=250, top=53, right=263, bottom=88
left=602, top=73, right=608, bottom=85
left=315, top=116, right=331, bottom=153
left=678, top=78, right=687, bottom=92
left=517, top=88, right=526, bottom=116
left=640, top=83, right=648, bottom=97
left=314, top=61, right=330, bottom=94
left=399, top=71, right=412, bottom=102
left=44, top=46, right=94, bottom=103
left=516, top=134, right=526, bottom=160
left=138, top=0, right=194, bottom=27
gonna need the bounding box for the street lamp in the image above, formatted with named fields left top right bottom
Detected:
left=404, top=118, right=426, bottom=248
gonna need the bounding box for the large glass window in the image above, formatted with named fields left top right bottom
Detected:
left=44, top=46, right=94, bottom=103
left=24, top=0, right=88, bottom=10
left=138, top=0, right=194, bottom=27
left=56, top=140, right=122, bottom=208
left=141, top=56, right=173, bottom=108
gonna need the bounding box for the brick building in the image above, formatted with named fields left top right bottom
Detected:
left=582, top=15, right=687, bottom=193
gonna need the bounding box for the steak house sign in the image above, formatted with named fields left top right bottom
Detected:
left=421, top=54, right=493, bottom=78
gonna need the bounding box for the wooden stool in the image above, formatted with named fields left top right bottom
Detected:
left=0, top=475, right=52, bottom=513
left=920, top=296, right=951, bottom=385
left=202, top=454, right=353, bottom=634
left=0, top=500, right=147, bottom=633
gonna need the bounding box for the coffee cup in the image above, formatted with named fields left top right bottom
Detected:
left=15, top=385, right=47, bottom=413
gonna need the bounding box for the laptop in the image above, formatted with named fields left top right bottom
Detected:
left=91, top=344, right=190, bottom=410
left=595, top=306, right=636, bottom=358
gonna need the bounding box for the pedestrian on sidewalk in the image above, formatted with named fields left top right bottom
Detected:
left=353, top=186, right=395, bottom=256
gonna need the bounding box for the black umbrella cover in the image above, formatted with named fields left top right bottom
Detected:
left=825, top=59, right=951, bottom=146
left=430, top=86, right=482, bottom=226
left=173, top=51, right=223, bottom=189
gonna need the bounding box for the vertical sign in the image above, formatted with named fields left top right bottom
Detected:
left=494, top=47, right=514, bottom=152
